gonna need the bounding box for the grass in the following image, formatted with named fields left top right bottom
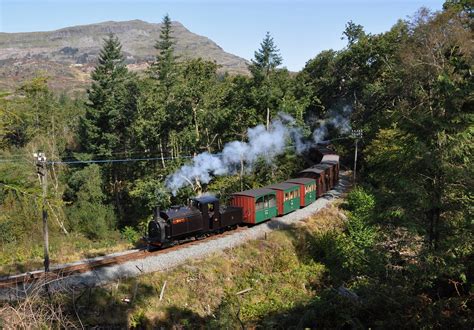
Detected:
left=0, top=231, right=132, bottom=276
left=70, top=204, right=347, bottom=328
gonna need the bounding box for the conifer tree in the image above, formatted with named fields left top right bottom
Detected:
left=249, top=32, right=283, bottom=82
left=151, top=14, right=177, bottom=87
left=249, top=32, right=283, bottom=129
left=80, top=34, right=138, bottom=219
left=81, top=33, right=135, bottom=157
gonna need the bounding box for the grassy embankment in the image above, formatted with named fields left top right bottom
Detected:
left=71, top=204, right=347, bottom=328
left=0, top=232, right=132, bottom=276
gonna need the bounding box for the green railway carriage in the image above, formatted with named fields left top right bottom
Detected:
left=230, top=188, right=277, bottom=224
left=266, top=182, right=301, bottom=216
left=285, top=178, right=317, bottom=207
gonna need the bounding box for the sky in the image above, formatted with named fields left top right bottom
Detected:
left=0, top=0, right=445, bottom=71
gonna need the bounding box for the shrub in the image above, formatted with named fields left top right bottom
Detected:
left=346, top=186, right=375, bottom=222
left=67, top=201, right=115, bottom=240
left=121, top=226, right=141, bottom=244
left=65, top=165, right=116, bottom=240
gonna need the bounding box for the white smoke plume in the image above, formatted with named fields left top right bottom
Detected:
left=312, top=105, right=352, bottom=143
left=166, top=107, right=352, bottom=195
left=166, top=114, right=302, bottom=195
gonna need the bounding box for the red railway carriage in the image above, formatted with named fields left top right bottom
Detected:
left=321, top=154, right=340, bottom=183
left=230, top=188, right=277, bottom=224
left=298, top=168, right=326, bottom=197
left=284, top=178, right=317, bottom=207
left=266, top=182, right=300, bottom=216
left=312, top=163, right=334, bottom=189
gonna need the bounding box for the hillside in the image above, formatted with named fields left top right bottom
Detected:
left=0, top=20, right=250, bottom=94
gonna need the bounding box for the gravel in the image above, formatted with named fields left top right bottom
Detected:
left=1, top=173, right=351, bottom=298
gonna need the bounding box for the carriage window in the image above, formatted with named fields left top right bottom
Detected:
left=208, top=203, right=215, bottom=213
left=296, top=190, right=299, bottom=197
left=256, top=197, right=264, bottom=210
left=268, top=195, right=276, bottom=208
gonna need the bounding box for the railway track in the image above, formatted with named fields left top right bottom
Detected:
left=0, top=226, right=248, bottom=289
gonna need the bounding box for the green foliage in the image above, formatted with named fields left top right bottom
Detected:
left=249, top=32, right=282, bottom=81
left=150, top=14, right=177, bottom=86
left=342, top=20, right=366, bottom=46
left=120, top=226, right=141, bottom=244
left=346, top=186, right=376, bottom=222
left=129, top=178, right=170, bottom=211
left=65, top=165, right=116, bottom=240
left=80, top=34, right=137, bottom=157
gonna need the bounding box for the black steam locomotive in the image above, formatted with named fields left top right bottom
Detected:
left=147, top=196, right=242, bottom=248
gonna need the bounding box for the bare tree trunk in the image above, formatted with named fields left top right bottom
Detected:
left=240, top=156, right=244, bottom=191
left=192, top=106, right=200, bottom=141
left=159, top=139, right=166, bottom=169
left=266, top=107, right=270, bottom=131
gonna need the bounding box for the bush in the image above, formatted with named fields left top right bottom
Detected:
left=0, top=218, right=17, bottom=244
left=346, top=186, right=375, bottom=222
left=65, top=165, right=116, bottom=240
left=121, top=226, right=141, bottom=244
left=67, top=201, right=115, bottom=240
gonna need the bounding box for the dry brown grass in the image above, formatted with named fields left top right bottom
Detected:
left=0, top=279, right=80, bottom=328
left=298, top=204, right=347, bottom=234
left=0, top=233, right=131, bottom=276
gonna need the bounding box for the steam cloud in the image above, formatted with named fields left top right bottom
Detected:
left=166, top=109, right=352, bottom=195
left=312, top=105, right=352, bottom=143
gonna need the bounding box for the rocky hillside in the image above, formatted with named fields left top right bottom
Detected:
left=0, top=20, right=249, bottom=94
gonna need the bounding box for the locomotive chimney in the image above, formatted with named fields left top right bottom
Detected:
left=154, top=206, right=160, bottom=221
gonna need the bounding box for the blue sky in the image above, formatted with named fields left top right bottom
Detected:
left=1, top=0, right=445, bottom=71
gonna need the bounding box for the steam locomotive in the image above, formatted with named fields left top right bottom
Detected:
left=147, top=148, right=339, bottom=248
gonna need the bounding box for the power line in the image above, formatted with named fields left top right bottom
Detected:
left=48, top=155, right=196, bottom=165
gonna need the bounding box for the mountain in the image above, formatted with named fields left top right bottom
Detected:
left=0, top=20, right=250, bottom=95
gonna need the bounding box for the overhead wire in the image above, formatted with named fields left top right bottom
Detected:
left=0, top=134, right=355, bottom=164
left=48, top=154, right=196, bottom=165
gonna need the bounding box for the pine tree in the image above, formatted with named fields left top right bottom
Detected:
left=81, top=33, right=135, bottom=157
left=249, top=32, right=283, bottom=129
left=150, top=14, right=177, bottom=86
left=249, top=32, right=283, bottom=82
left=80, top=34, right=138, bottom=220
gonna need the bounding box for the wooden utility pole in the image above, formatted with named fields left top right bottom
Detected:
left=351, top=130, right=363, bottom=183
left=35, top=152, right=50, bottom=273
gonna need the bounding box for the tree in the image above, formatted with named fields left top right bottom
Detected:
left=249, top=32, right=283, bottom=129
left=81, top=34, right=136, bottom=157
left=366, top=8, right=473, bottom=250
left=249, top=32, right=283, bottom=82
left=80, top=34, right=138, bottom=218
left=150, top=14, right=177, bottom=88
left=65, top=165, right=115, bottom=240
left=342, top=20, right=366, bottom=46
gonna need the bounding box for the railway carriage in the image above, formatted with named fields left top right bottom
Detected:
left=266, top=182, right=300, bottom=216
left=284, top=178, right=317, bottom=207
left=321, top=154, right=340, bottom=182
left=312, top=163, right=334, bottom=189
left=298, top=168, right=327, bottom=197
left=230, top=188, right=277, bottom=224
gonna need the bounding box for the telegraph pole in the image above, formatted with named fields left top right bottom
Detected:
left=34, top=152, right=50, bottom=273
left=351, top=129, right=363, bottom=183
